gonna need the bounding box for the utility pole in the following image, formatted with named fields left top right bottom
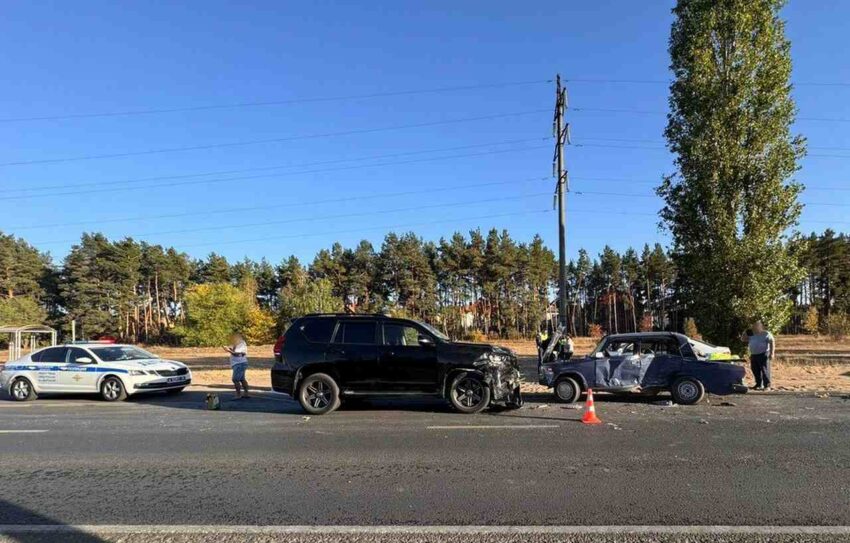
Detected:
left=553, top=75, right=570, bottom=328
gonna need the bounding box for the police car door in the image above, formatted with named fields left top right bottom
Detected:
left=32, top=346, right=69, bottom=391
left=61, top=347, right=99, bottom=391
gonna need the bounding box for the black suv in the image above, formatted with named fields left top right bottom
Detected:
left=271, top=314, right=523, bottom=415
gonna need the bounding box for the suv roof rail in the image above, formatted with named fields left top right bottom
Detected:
left=302, top=312, right=393, bottom=318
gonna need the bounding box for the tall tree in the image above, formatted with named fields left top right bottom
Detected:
left=659, top=0, right=805, bottom=348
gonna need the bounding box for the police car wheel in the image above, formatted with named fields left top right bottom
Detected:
left=100, top=377, right=127, bottom=402
left=10, top=377, right=37, bottom=401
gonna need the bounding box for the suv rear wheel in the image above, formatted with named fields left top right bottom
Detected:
left=448, top=372, right=491, bottom=414
left=298, top=373, right=341, bottom=415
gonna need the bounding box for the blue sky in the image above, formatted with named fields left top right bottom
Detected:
left=1, top=0, right=849, bottom=266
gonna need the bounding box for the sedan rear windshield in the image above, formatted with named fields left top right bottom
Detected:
left=91, top=346, right=158, bottom=362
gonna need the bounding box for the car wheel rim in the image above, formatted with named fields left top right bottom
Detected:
left=306, top=380, right=331, bottom=409
left=455, top=378, right=483, bottom=408
left=678, top=382, right=697, bottom=401
left=104, top=381, right=120, bottom=400
left=12, top=380, right=29, bottom=399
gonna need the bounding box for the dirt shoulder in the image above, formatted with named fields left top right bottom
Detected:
left=159, top=338, right=850, bottom=394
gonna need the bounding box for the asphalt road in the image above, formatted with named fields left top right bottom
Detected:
left=1, top=379, right=849, bottom=534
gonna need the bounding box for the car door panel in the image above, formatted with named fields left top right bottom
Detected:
left=61, top=347, right=98, bottom=391
left=33, top=347, right=69, bottom=391
left=379, top=324, right=439, bottom=392
left=330, top=321, right=379, bottom=392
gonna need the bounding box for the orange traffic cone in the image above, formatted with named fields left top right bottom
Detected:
left=581, top=388, right=603, bottom=425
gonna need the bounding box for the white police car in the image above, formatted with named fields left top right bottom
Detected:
left=0, top=343, right=191, bottom=402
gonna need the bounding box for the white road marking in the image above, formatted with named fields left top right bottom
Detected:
left=426, top=424, right=559, bottom=430
left=0, top=525, right=847, bottom=535
left=0, top=430, right=48, bottom=434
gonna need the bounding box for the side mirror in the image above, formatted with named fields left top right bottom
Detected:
left=75, top=357, right=93, bottom=364
left=418, top=336, right=434, bottom=347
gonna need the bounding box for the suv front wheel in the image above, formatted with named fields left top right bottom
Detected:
left=298, top=373, right=341, bottom=415
left=448, top=372, right=491, bottom=414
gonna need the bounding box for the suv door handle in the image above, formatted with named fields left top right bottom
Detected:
left=329, top=346, right=346, bottom=356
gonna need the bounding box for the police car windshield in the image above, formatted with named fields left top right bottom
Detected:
left=90, top=346, right=158, bottom=362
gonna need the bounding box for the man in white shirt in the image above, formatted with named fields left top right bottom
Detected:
left=224, top=333, right=250, bottom=399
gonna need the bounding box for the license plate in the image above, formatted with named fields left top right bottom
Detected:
left=167, top=376, right=186, bottom=383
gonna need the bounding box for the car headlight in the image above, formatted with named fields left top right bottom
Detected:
left=128, top=370, right=147, bottom=376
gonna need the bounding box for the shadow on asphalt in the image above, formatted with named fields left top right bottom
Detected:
left=0, top=499, right=105, bottom=543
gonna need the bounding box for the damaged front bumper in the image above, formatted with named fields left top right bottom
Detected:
left=477, top=351, right=523, bottom=405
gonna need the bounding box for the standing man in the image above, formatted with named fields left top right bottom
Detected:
left=745, top=321, right=775, bottom=391
left=224, top=332, right=250, bottom=399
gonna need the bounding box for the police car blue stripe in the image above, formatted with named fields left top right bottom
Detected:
left=3, top=365, right=129, bottom=374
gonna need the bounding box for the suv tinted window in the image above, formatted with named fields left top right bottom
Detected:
left=339, top=321, right=376, bottom=344
left=37, top=347, right=68, bottom=363
left=383, top=324, right=426, bottom=346
left=300, top=319, right=336, bottom=343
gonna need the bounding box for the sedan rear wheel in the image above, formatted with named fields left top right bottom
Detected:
left=10, top=377, right=37, bottom=402
left=671, top=376, right=705, bottom=405
left=449, top=373, right=491, bottom=414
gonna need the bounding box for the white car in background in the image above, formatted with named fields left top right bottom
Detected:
left=0, top=343, right=191, bottom=402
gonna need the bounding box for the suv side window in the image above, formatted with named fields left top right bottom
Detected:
left=38, top=347, right=69, bottom=363
left=383, top=324, right=427, bottom=346
left=337, top=321, right=377, bottom=345
left=299, top=319, right=336, bottom=343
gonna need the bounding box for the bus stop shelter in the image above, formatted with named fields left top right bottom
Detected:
left=1, top=325, right=57, bottom=362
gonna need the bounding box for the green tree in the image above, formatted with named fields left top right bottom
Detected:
left=0, top=296, right=47, bottom=325
left=174, top=283, right=252, bottom=347
left=278, top=271, right=342, bottom=325
left=659, top=0, right=805, bottom=348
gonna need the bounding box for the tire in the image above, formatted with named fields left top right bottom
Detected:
left=100, top=376, right=128, bottom=402
left=165, top=387, right=186, bottom=395
left=554, top=376, right=581, bottom=404
left=449, top=372, right=491, bottom=414
left=671, top=376, right=705, bottom=405
left=10, top=377, right=37, bottom=402
left=506, top=386, right=523, bottom=410
left=298, top=373, right=341, bottom=415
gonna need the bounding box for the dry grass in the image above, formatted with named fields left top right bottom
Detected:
left=3, top=335, right=849, bottom=393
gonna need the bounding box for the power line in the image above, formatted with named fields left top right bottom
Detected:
left=0, top=109, right=550, bottom=167
left=176, top=209, right=554, bottom=249
left=565, top=77, right=850, bottom=88
left=7, top=136, right=549, bottom=195
left=0, top=79, right=551, bottom=124
left=5, top=178, right=549, bottom=231
left=577, top=136, right=850, bottom=153
left=32, top=191, right=553, bottom=245
left=569, top=106, right=850, bottom=124
left=0, top=144, right=549, bottom=201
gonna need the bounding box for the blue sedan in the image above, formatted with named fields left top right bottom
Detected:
left=538, top=331, right=748, bottom=405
